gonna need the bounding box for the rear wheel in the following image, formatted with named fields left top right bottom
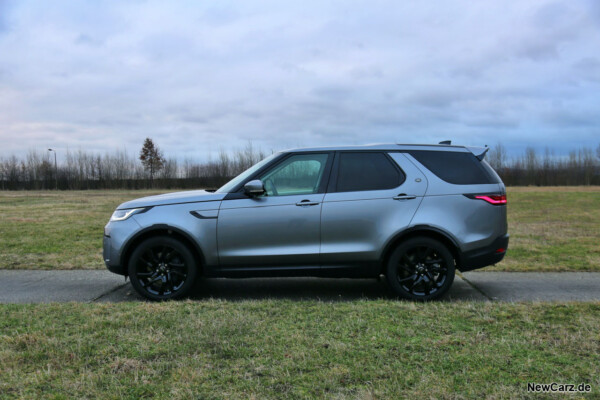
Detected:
left=127, top=236, right=198, bottom=301
left=386, top=237, right=455, bottom=301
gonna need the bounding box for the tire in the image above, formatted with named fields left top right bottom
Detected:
left=127, top=236, right=198, bottom=301
left=386, top=237, right=455, bottom=301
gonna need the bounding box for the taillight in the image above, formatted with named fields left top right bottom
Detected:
left=464, top=193, right=507, bottom=205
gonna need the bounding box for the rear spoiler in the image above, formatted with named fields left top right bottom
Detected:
left=465, top=146, right=489, bottom=161
left=438, top=140, right=489, bottom=161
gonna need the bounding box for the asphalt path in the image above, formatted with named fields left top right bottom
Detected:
left=0, top=270, right=599, bottom=303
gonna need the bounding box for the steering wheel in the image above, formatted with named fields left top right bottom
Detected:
left=264, top=178, right=278, bottom=196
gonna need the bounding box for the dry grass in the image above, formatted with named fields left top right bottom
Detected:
left=508, top=186, right=600, bottom=192
left=0, top=189, right=598, bottom=398
left=0, top=301, right=598, bottom=399
left=0, top=190, right=163, bottom=270
left=0, top=187, right=598, bottom=271
left=489, top=187, right=600, bottom=272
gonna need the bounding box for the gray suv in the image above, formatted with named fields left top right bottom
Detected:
left=104, top=143, right=508, bottom=301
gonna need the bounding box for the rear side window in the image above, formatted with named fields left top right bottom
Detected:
left=407, top=150, right=498, bottom=184
left=335, top=152, right=404, bottom=192
left=480, top=159, right=502, bottom=184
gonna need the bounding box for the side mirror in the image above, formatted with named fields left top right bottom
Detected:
left=243, top=179, right=265, bottom=196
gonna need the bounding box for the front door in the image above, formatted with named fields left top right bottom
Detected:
left=217, top=152, right=332, bottom=269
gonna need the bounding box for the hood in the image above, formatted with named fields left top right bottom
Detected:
left=117, top=190, right=227, bottom=209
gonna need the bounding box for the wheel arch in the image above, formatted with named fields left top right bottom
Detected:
left=120, top=224, right=205, bottom=275
left=380, top=225, right=462, bottom=273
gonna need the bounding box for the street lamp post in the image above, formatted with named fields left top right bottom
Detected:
left=48, top=149, right=58, bottom=190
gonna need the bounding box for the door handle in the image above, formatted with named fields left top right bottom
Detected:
left=393, top=194, right=416, bottom=200
left=296, top=200, right=320, bottom=206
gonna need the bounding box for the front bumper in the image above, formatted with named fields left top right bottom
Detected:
left=103, top=234, right=127, bottom=275
left=458, top=234, right=509, bottom=272
left=103, top=218, right=141, bottom=276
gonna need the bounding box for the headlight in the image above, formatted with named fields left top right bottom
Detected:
left=110, top=208, right=146, bottom=222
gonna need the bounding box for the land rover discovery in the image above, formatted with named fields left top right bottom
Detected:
left=104, top=143, right=509, bottom=301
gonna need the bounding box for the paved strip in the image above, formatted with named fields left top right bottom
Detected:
left=0, top=270, right=127, bottom=303
left=0, top=270, right=599, bottom=303
left=462, top=272, right=600, bottom=302
left=0, top=270, right=483, bottom=303
left=97, top=275, right=486, bottom=302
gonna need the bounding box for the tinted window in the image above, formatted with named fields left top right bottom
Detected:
left=336, top=152, right=403, bottom=192
left=407, top=150, right=495, bottom=184
left=259, top=153, right=329, bottom=196
left=480, top=160, right=502, bottom=184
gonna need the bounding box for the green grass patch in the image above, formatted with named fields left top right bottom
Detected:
left=489, top=187, right=600, bottom=272
left=0, top=190, right=163, bottom=270
left=0, top=301, right=598, bottom=399
left=0, top=187, right=598, bottom=271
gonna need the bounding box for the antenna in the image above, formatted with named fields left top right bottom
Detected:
left=439, top=140, right=451, bottom=145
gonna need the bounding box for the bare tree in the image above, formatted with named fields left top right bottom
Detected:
left=0, top=157, right=4, bottom=190
left=3, top=143, right=596, bottom=190
left=542, top=147, right=553, bottom=186
left=581, top=147, right=595, bottom=185
left=524, top=147, right=538, bottom=185
left=139, top=138, right=165, bottom=185
left=159, top=157, right=179, bottom=186
left=487, top=143, right=507, bottom=171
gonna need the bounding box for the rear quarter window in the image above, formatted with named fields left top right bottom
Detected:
left=480, top=159, right=502, bottom=184
left=407, top=150, right=499, bottom=184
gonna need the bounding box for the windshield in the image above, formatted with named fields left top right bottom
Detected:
left=216, top=152, right=280, bottom=193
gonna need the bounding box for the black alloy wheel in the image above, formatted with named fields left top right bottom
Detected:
left=386, top=237, right=455, bottom=301
left=128, top=236, right=198, bottom=301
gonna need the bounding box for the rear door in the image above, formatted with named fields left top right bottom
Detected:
left=320, top=152, right=427, bottom=269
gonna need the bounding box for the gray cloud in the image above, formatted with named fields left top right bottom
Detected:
left=0, top=0, right=598, bottom=161
left=573, top=57, right=600, bottom=82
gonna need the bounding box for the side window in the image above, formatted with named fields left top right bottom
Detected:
left=335, top=152, right=403, bottom=192
left=407, top=151, right=495, bottom=184
left=259, top=153, right=329, bottom=196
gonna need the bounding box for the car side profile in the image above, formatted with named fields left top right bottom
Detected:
left=104, top=143, right=509, bottom=301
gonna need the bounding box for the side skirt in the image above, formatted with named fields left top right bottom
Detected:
left=204, top=262, right=381, bottom=279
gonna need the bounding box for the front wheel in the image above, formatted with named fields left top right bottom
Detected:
left=127, top=236, right=198, bottom=301
left=386, top=237, right=455, bottom=301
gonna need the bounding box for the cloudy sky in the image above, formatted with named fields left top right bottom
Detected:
left=0, top=0, right=599, bottom=161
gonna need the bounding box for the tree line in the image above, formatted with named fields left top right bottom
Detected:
left=0, top=142, right=267, bottom=190
left=0, top=142, right=599, bottom=190
left=487, top=143, right=600, bottom=186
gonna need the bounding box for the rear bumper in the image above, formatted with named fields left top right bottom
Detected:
left=458, top=234, right=509, bottom=272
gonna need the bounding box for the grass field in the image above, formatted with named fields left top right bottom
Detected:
left=0, top=190, right=163, bottom=270
left=1, top=189, right=598, bottom=399
left=493, top=186, right=600, bottom=272
left=1, top=301, right=598, bottom=399
left=0, top=187, right=598, bottom=271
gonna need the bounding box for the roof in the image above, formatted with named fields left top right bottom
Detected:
left=284, top=143, right=469, bottom=153
left=283, top=143, right=489, bottom=159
